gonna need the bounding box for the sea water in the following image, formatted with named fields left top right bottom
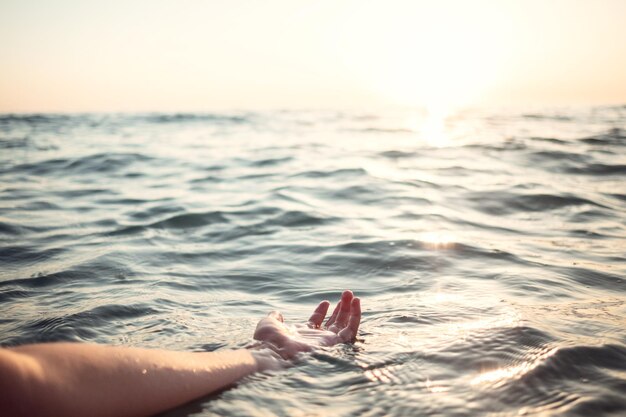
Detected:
left=1, top=107, right=625, bottom=416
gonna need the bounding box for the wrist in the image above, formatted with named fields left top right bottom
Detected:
left=249, top=348, right=286, bottom=372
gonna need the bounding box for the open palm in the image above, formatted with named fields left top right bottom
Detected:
left=253, top=290, right=361, bottom=359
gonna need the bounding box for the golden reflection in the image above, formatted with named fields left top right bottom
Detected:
left=471, top=346, right=558, bottom=388
left=422, top=298, right=522, bottom=347
left=449, top=309, right=521, bottom=334
left=425, top=378, right=449, bottom=393
left=431, top=291, right=462, bottom=304
left=418, top=231, right=456, bottom=249
left=421, top=105, right=451, bottom=147
left=364, top=366, right=398, bottom=384
left=403, top=106, right=451, bottom=147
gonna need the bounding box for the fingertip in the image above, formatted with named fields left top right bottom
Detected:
left=268, top=310, right=284, bottom=322
left=341, top=290, right=353, bottom=307
left=316, top=300, right=330, bottom=313
left=309, top=300, right=331, bottom=328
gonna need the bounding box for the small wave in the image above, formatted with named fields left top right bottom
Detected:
left=138, top=113, right=251, bottom=124
left=3, top=252, right=137, bottom=290
left=557, top=266, right=624, bottom=292
left=57, top=188, right=111, bottom=198
left=126, top=203, right=183, bottom=221
left=446, top=216, right=523, bottom=235
left=96, top=197, right=154, bottom=206
left=71, top=303, right=159, bottom=321
left=528, top=150, right=587, bottom=163
left=460, top=139, right=527, bottom=152
left=327, top=184, right=387, bottom=202
left=498, top=343, right=626, bottom=412
left=18, top=201, right=61, bottom=210
left=1, top=269, right=83, bottom=289
left=247, top=156, right=293, bottom=167
left=235, top=173, right=276, bottom=181
left=189, top=174, right=223, bottom=184
left=205, top=224, right=273, bottom=245
left=0, top=136, right=30, bottom=149
left=107, top=225, right=146, bottom=236
left=530, top=137, right=568, bottom=145
left=290, top=168, right=367, bottom=179
left=12, top=152, right=153, bottom=176
left=607, top=193, right=626, bottom=202
left=109, top=211, right=229, bottom=235
left=263, top=210, right=332, bottom=228
left=150, top=211, right=228, bottom=229
left=567, top=394, right=626, bottom=417
left=523, top=113, right=573, bottom=121
left=0, top=114, right=73, bottom=125
left=0, top=221, right=27, bottom=236
left=564, top=163, right=626, bottom=175
left=379, top=150, right=417, bottom=159
left=580, top=128, right=625, bottom=146
left=311, top=239, right=449, bottom=278
left=8, top=302, right=159, bottom=345
left=550, top=344, right=626, bottom=371
left=526, top=150, right=626, bottom=175
left=465, top=192, right=605, bottom=215
left=10, top=157, right=68, bottom=176
left=451, top=243, right=531, bottom=265
left=65, top=152, right=153, bottom=173
left=0, top=245, right=66, bottom=266
left=0, top=288, right=31, bottom=303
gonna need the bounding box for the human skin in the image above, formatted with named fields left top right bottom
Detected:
left=253, top=290, right=361, bottom=358
left=0, top=290, right=361, bottom=417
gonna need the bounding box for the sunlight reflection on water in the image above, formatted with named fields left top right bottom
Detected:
left=471, top=346, right=559, bottom=388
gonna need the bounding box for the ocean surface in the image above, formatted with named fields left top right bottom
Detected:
left=1, top=106, right=625, bottom=416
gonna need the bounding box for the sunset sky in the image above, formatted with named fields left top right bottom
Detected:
left=1, top=0, right=625, bottom=112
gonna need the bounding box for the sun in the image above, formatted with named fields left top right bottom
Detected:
left=335, top=1, right=506, bottom=110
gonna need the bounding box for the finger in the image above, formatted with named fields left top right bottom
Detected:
left=325, top=300, right=341, bottom=328
left=307, top=300, right=330, bottom=328
left=338, top=297, right=361, bottom=342
left=333, top=290, right=354, bottom=329
left=267, top=310, right=284, bottom=323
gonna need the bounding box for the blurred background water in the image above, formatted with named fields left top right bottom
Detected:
left=1, top=106, right=625, bottom=416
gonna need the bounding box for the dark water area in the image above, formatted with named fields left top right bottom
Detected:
left=1, top=106, right=625, bottom=416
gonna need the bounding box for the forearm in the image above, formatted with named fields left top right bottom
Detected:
left=1, top=343, right=262, bottom=417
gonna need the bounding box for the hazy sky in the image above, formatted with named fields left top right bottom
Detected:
left=1, top=0, right=625, bottom=112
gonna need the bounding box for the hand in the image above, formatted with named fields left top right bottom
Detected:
left=252, top=290, right=361, bottom=359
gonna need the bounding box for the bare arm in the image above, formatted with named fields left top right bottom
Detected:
left=0, top=290, right=361, bottom=417
left=0, top=343, right=278, bottom=417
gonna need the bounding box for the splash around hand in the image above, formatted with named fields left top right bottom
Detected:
left=252, top=290, right=361, bottom=360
